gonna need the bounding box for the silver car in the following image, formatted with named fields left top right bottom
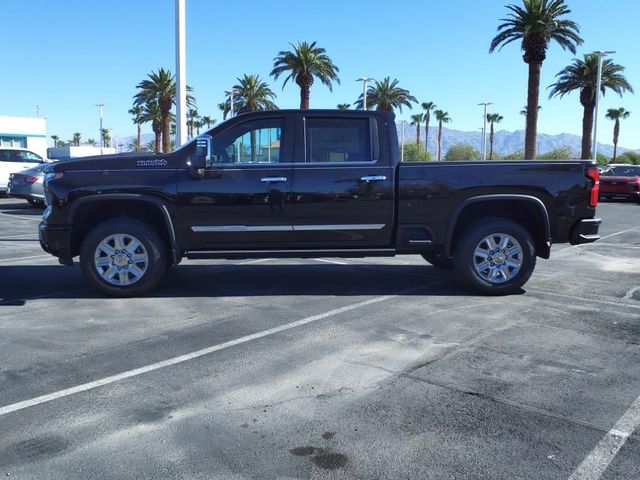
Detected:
left=7, top=163, right=47, bottom=207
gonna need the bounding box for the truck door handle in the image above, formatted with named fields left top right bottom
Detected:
left=261, top=177, right=288, bottom=183
left=360, top=175, right=387, bottom=182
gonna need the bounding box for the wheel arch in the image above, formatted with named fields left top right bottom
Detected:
left=69, top=194, right=181, bottom=264
left=445, top=194, right=551, bottom=259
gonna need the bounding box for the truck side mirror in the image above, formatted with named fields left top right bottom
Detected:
left=190, top=134, right=213, bottom=179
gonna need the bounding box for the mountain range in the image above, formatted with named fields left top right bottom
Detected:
left=115, top=126, right=638, bottom=159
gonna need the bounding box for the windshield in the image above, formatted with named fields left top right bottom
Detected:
left=603, top=166, right=640, bottom=176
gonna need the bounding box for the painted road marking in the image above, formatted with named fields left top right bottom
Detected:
left=568, top=394, right=640, bottom=480
left=0, top=281, right=445, bottom=418
left=0, top=254, right=55, bottom=263
left=314, top=258, right=349, bottom=265
left=555, top=225, right=640, bottom=256
left=530, top=289, right=640, bottom=310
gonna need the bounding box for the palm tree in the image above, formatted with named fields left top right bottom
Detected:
left=486, top=113, right=504, bottom=160
left=51, top=135, right=59, bottom=147
left=271, top=41, right=340, bottom=109
left=354, top=77, right=417, bottom=113
left=218, top=102, right=230, bottom=120
left=549, top=55, right=633, bottom=159
left=434, top=110, right=452, bottom=162
left=410, top=113, right=424, bottom=147
left=233, top=74, right=278, bottom=113
left=187, top=108, right=199, bottom=139
left=421, top=101, right=437, bottom=154
left=72, top=132, right=81, bottom=146
left=139, top=101, right=163, bottom=153
left=128, top=105, right=144, bottom=152
left=490, top=0, right=583, bottom=160
left=201, top=116, right=215, bottom=129
left=133, top=68, right=196, bottom=153
left=87, top=138, right=96, bottom=145
left=605, top=108, right=631, bottom=162
left=337, top=103, right=351, bottom=110
left=101, top=129, right=111, bottom=149
left=520, top=105, right=541, bottom=116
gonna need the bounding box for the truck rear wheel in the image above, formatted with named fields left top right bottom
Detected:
left=454, top=218, right=536, bottom=295
left=80, top=217, right=167, bottom=297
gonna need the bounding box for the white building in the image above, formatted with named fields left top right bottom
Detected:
left=0, top=115, right=47, bottom=158
left=47, top=145, right=116, bottom=160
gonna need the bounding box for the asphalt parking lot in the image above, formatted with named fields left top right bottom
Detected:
left=0, top=197, right=639, bottom=480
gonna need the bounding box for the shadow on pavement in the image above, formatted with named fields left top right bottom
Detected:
left=0, top=263, right=485, bottom=305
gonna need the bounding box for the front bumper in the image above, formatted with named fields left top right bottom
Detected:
left=39, top=222, right=73, bottom=264
left=570, top=218, right=601, bottom=245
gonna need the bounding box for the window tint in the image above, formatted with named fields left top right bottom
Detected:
left=213, top=119, right=284, bottom=164
left=0, top=150, right=16, bottom=162
left=608, top=166, right=640, bottom=176
left=16, top=151, right=43, bottom=163
left=306, top=118, right=371, bottom=163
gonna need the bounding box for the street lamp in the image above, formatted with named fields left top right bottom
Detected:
left=95, top=103, right=105, bottom=155
left=356, top=77, right=375, bottom=110
left=590, top=50, right=615, bottom=162
left=478, top=102, right=492, bottom=161
left=225, top=89, right=239, bottom=117
left=175, top=0, right=187, bottom=147
left=400, top=119, right=406, bottom=161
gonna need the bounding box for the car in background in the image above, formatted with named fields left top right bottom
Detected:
left=0, top=148, right=46, bottom=195
left=7, top=163, right=48, bottom=207
left=599, top=164, right=640, bottom=203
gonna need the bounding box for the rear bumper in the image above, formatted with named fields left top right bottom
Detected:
left=570, top=218, right=601, bottom=245
left=39, top=222, right=73, bottom=264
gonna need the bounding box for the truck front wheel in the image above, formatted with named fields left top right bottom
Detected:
left=80, top=217, right=167, bottom=297
left=454, top=218, right=536, bottom=295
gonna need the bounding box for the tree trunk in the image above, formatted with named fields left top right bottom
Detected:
left=489, top=122, right=495, bottom=160
left=416, top=124, right=420, bottom=147
left=437, top=122, right=443, bottom=162
left=581, top=103, right=595, bottom=160
left=162, top=114, right=171, bottom=153
left=525, top=62, right=541, bottom=160
left=300, top=84, right=310, bottom=109
left=612, top=120, right=620, bottom=162
left=136, top=124, right=141, bottom=153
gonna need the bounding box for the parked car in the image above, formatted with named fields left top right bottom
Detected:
left=40, top=110, right=601, bottom=297
left=7, top=163, right=48, bottom=207
left=0, top=148, right=45, bottom=195
left=599, top=164, right=640, bottom=203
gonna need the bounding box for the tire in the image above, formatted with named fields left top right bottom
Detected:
left=80, top=217, right=167, bottom=297
left=421, top=252, right=454, bottom=270
left=453, top=218, right=536, bottom=295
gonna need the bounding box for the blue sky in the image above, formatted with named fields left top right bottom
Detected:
left=3, top=0, right=639, bottom=149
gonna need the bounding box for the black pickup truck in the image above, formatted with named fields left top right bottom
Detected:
left=39, top=110, right=601, bottom=297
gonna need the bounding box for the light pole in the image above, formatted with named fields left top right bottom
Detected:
left=356, top=77, right=374, bottom=110
left=400, top=120, right=406, bottom=161
left=478, top=102, right=492, bottom=161
left=175, top=0, right=187, bottom=147
left=590, top=50, right=615, bottom=162
left=95, top=103, right=105, bottom=155
left=225, top=89, right=238, bottom=117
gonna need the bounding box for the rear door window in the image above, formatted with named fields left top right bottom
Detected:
left=305, top=118, right=372, bottom=163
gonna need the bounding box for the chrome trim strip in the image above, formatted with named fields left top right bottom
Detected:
left=192, top=225, right=293, bottom=232
left=408, top=240, right=432, bottom=245
left=190, top=248, right=396, bottom=254
left=192, top=224, right=386, bottom=233
left=293, top=224, right=385, bottom=231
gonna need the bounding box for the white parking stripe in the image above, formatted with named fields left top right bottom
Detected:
left=0, top=213, right=41, bottom=221
left=555, top=225, right=640, bottom=256
left=0, top=281, right=445, bottom=418
left=530, top=289, right=640, bottom=310
left=314, top=258, right=349, bottom=265
left=0, top=254, right=54, bottom=263
left=568, top=394, right=640, bottom=480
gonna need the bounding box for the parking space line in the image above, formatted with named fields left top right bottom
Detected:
left=555, top=225, right=640, bottom=256
left=0, top=281, right=446, bottom=418
left=529, top=289, right=640, bottom=310
left=568, top=394, right=640, bottom=480
left=0, top=254, right=55, bottom=263
left=314, top=258, right=349, bottom=265
left=0, top=213, right=42, bottom=222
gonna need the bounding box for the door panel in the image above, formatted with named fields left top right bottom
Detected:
left=177, top=117, right=294, bottom=250
left=289, top=117, right=394, bottom=247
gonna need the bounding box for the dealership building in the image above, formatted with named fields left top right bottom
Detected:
left=0, top=115, right=48, bottom=159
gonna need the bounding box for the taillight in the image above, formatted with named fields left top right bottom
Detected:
left=25, top=176, right=40, bottom=184
left=586, top=167, right=599, bottom=207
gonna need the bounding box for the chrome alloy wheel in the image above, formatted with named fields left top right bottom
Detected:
left=94, top=234, right=149, bottom=286
left=473, top=232, right=523, bottom=284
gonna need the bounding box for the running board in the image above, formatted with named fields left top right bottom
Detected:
left=187, top=248, right=397, bottom=260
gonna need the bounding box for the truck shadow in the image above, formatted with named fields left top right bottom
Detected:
left=0, top=263, right=498, bottom=305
